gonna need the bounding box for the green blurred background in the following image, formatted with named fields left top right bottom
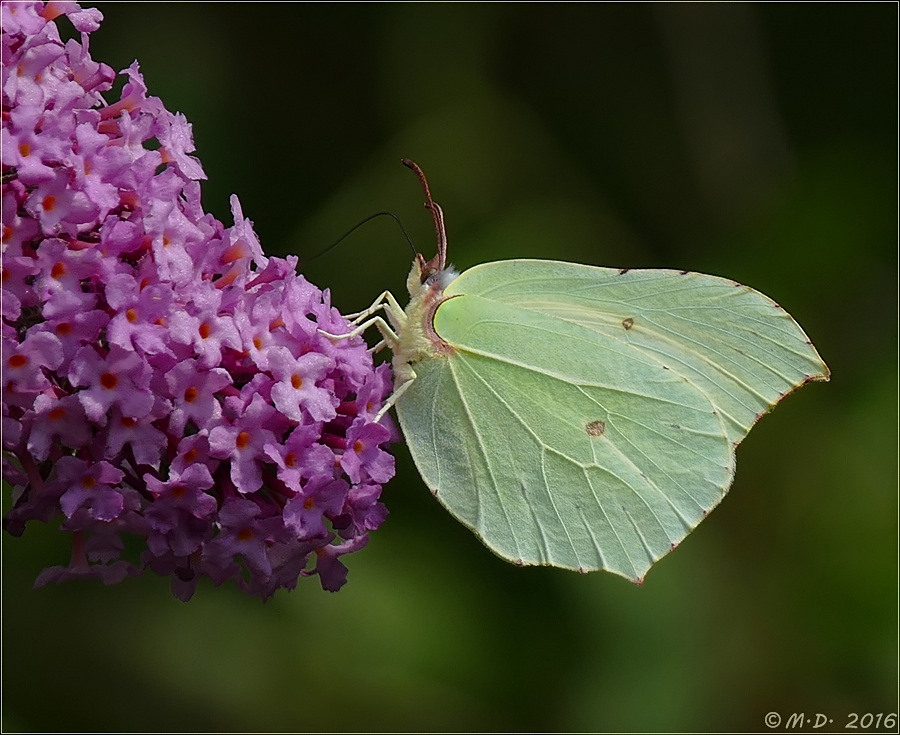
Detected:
left=3, top=3, right=896, bottom=732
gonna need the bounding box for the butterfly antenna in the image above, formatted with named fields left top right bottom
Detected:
left=303, top=211, right=417, bottom=264
left=401, top=158, right=447, bottom=274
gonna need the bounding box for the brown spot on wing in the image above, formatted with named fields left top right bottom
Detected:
left=585, top=420, right=606, bottom=437
left=622, top=317, right=634, bottom=330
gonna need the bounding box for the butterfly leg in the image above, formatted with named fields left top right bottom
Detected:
left=319, top=290, right=407, bottom=348
left=344, top=291, right=406, bottom=326
left=342, top=295, right=388, bottom=322
left=319, top=315, right=400, bottom=347
left=373, top=366, right=416, bottom=422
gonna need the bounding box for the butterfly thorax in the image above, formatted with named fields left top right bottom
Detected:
left=392, top=259, right=454, bottom=385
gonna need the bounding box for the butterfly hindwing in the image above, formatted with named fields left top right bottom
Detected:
left=396, top=282, right=735, bottom=581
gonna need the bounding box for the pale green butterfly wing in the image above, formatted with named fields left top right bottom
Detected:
left=442, top=260, right=830, bottom=445
left=394, top=259, right=828, bottom=581
left=396, top=299, right=734, bottom=579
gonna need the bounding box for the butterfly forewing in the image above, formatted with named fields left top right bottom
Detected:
left=444, top=260, right=830, bottom=445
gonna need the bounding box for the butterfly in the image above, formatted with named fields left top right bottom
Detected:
left=323, top=159, right=829, bottom=583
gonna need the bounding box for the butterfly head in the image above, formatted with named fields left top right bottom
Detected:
left=407, top=253, right=457, bottom=301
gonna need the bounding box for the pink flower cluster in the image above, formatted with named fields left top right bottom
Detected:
left=1, top=1, right=394, bottom=600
